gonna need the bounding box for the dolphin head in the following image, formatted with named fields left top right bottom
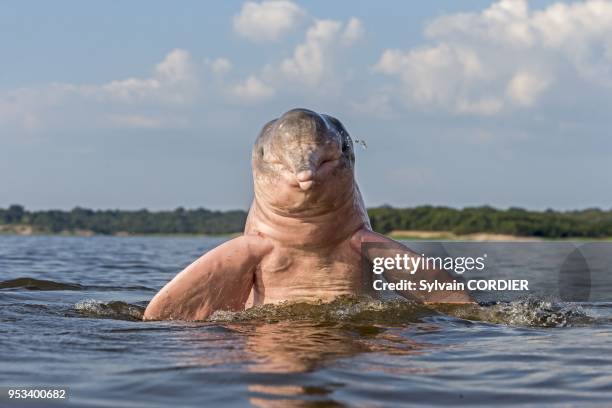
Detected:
left=252, top=108, right=356, bottom=215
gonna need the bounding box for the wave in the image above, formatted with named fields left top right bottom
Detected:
left=74, top=299, right=146, bottom=321
left=209, top=296, right=432, bottom=324
left=0, top=277, right=155, bottom=292
left=0, top=277, right=83, bottom=291
left=435, top=297, right=596, bottom=327
left=72, top=295, right=596, bottom=327
left=210, top=295, right=595, bottom=328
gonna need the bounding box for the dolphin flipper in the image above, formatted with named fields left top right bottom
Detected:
left=144, top=235, right=273, bottom=321
left=351, top=228, right=473, bottom=303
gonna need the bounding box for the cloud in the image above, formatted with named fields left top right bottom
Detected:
left=0, top=85, right=76, bottom=132
left=374, top=0, right=612, bottom=115
left=233, top=0, right=306, bottom=42
left=349, top=90, right=396, bottom=119
left=0, top=49, right=198, bottom=132
left=225, top=15, right=363, bottom=102
left=374, top=44, right=504, bottom=115
left=341, top=17, right=364, bottom=46
left=280, top=18, right=364, bottom=91
left=278, top=19, right=344, bottom=87
left=506, top=71, right=551, bottom=107
left=229, top=76, right=275, bottom=101
left=209, top=58, right=233, bottom=77
left=106, top=114, right=188, bottom=129
left=96, top=48, right=198, bottom=105
left=277, top=18, right=363, bottom=87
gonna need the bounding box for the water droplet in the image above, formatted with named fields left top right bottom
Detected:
left=354, top=139, right=368, bottom=149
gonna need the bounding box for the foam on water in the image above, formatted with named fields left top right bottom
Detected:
left=210, top=295, right=595, bottom=327
left=436, top=297, right=596, bottom=327
left=74, top=299, right=146, bottom=321
left=209, top=296, right=432, bottom=324
left=72, top=295, right=595, bottom=327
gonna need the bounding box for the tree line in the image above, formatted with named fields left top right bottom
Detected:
left=1, top=204, right=612, bottom=238
left=0, top=205, right=246, bottom=235
left=368, top=205, right=612, bottom=238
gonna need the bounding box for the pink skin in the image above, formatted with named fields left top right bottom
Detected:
left=143, top=109, right=472, bottom=321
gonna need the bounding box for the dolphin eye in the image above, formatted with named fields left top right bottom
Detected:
left=342, top=141, right=349, bottom=152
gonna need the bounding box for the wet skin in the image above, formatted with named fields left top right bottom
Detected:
left=144, top=109, right=472, bottom=321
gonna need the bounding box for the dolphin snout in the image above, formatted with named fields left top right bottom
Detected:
left=297, top=169, right=313, bottom=181
left=296, top=169, right=314, bottom=191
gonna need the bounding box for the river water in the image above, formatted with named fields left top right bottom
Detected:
left=1, top=235, right=611, bottom=407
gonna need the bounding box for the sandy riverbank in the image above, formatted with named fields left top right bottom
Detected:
left=388, top=230, right=543, bottom=241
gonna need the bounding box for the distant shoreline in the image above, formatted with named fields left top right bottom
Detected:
left=0, top=225, right=239, bottom=238
left=4, top=204, right=612, bottom=239
left=1, top=225, right=610, bottom=241
left=389, top=230, right=544, bottom=241
left=387, top=230, right=612, bottom=241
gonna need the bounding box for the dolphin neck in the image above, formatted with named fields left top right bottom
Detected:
left=248, top=186, right=367, bottom=247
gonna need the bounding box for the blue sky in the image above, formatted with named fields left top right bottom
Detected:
left=2, top=0, right=611, bottom=211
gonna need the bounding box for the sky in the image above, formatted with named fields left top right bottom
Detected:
left=2, top=0, right=612, bottom=211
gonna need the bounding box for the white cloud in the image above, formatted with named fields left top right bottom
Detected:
left=227, top=16, right=363, bottom=101
left=233, top=0, right=305, bottom=42
left=274, top=18, right=363, bottom=88
left=374, top=44, right=501, bottom=115
left=341, top=17, right=364, bottom=46
left=0, top=85, right=77, bottom=132
left=506, top=71, right=552, bottom=107
left=455, top=97, right=504, bottom=116
left=374, top=0, right=612, bottom=115
left=97, top=49, right=198, bottom=104
left=424, top=0, right=534, bottom=47
left=0, top=49, right=198, bottom=132
left=0, top=89, right=39, bottom=132
left=209, top=58, right=233, bottom=77
left=229, top=76, right=275, bottom=101
left=349, top=91, right=394, bottom=118
left=278, top=19, right=344, bottom=86
left=106, top=114, right=187, bottom=129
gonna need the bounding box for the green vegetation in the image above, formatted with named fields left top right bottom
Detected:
left=0, top=205, right=246, bottom=235
left=1, top=204, right=612, bottom=238
left=368, top=205, right=612, bottom=238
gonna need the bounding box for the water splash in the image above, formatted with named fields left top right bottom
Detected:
left=211, top=295, right=594, bottom=328
left=354, top=139, right=368, bottom=149
left=74, top=299, right=146, bottom=321
left=437, top=297, right=595, bottom=327
left=209, top=296, right=431, bottom=324
left=72, top=295, right=595, bottom=327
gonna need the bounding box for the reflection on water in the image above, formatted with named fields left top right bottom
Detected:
left=184, top=321, right=436, bottom=407
left=170, top=298, right=437, bottom=406
left=1, top=236, right=612, bottom=407
left=240, top=322, right=381, bottom=407
left=242, top=322, right=375, bottom=373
